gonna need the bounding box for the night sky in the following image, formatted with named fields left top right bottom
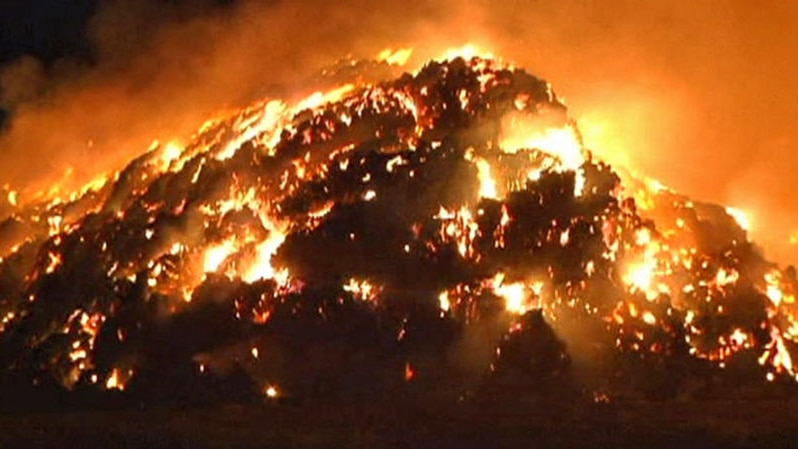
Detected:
left=0, top=0, right=93, bottom=123
left=0, top=0, right=95, bottom=65
left=0, top=0, right=235, bottom=127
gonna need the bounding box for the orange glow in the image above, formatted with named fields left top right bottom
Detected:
left=438, top=291, right=451, bottom=312
left=242, top=228, right=288, bottom=283
left=404, top=362, right=415, bottom=381
left=499, top=114, right=585, bottom=196
left=499, top=117, right=584, bottom=170
left=264, top=385, right=279, bottom=398
left=726, top=207, right=751, bottom=232
left=377, top=48, right=413, bottom=66
left=488, top=273, right=543, bottom=315
left=6, top=190, right=18, bottom=207
left=465, top=149, right=498, bottom=199
left=105, top=368, right=132, bottom=391
left=203, top=239, right=236, bottom=273
left=343, top=278, right=380, bottom=302
left=439, top=44, right=494, bottom=61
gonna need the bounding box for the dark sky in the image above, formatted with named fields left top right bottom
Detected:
left=0, top=0, right=93, bottom=125
left=0, top=0, right=796, bottom=265
left=0, top=0, right=237, bottom=126
left=0, top=0, right=95, bottom=65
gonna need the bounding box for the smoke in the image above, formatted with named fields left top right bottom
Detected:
left=0, top=0, right=796, bottom=263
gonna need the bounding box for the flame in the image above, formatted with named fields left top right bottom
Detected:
left=155, top=140, right=185, bottom=171
left=474, top=158, right=497, bottom=199
left=6, top=190, right=18, bottom=207
left=620, top=228, right=666, bottom=301
left=295, top=84, right=355, bottom=112
left=105, top=368, right=132, bottom=391
left=765, top=270, right=789, bottom=306
left=465, top=149, right=498, bottom=199
left=404, top=362, right=416, bottom=381
left=726, top=206, right=751, bottom=232
left=203, top=239, right=237, bottom=273
left=343, top=278, right=380, bottom=302
left=264, top=385, right=279, bottom=398
left=438, top=291, right=451, bottom=312
left=499, top=118, right=584, bottom=170
left=499, top=114, right=585, bottom=196
left=377, top=48, right=413, bottom=66
left=439, top=44, right=494, bottom=61
left=488, top=273, right=543, bottom=315
left=715, top=267, right=739, bottom=287
left=45, top=252, right=63, bottom=274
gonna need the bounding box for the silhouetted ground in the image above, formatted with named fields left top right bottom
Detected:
left=2, top=395, right=797, bottom=449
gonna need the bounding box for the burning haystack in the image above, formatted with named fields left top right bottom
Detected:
left=0, top=48, right=796, bottom=406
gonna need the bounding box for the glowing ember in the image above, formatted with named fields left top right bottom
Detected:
left=343, top=278, right=380, bottom=302
left=438, top=291, right=451, bottom=312
left=105, top=368, right=132, bottom=391
left=465, top=150, right=499, bottom=199
left=264, top=385, right=279, bottom=398
left=404, top=362, right=416, bottom=381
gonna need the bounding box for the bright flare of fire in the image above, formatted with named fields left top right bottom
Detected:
left=439, top=44, right=494, bottom=62
left=264, top=385, right=279, bottom=398
left=726, top=207, right=751, bottom=232
left=203, top=239, right=237, bottom=273
left=499, top=115, right=585, bottom=196
left=488, top=273, right=543, bottom=315
left=377, top=48, right=413, bottom=66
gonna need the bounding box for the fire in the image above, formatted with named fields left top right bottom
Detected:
left=438, top=291, right=451, bottom=312
left=715, top=267, right=740, bottom=287
left=726, top=206, right=751, bottom=232
left=203, top=239, right=237, bottom=273
left=499, top=114, right=585, bottom=196
left=242, top=228, right=288, bottom=283
left=44, top=252, right=63, bottom=274
left=105, top=368, right=132, bottom=391
left=343, top=278, right=380, bottom=302
left=155, top=140, right=185, bottom=171
left=264, top=385, right=279, bottom=399
left=3, top=49, right=798, bottom=401
left=488, top=273, right=543, bottom=315
left=377, top=48, right=413, bottom=66
left=465, top=149, right=498, bottom=199
left=439, top=44, right=494, bottom=62
left=6, top=190, right=18, bottom=207
left=499, top=117, right=584, bottom=171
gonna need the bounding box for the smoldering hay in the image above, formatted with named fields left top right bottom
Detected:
left=0, top=49, right=797, bottom=405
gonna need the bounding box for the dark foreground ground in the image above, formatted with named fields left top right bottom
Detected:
left=1, top=394, right=797, bottom=449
